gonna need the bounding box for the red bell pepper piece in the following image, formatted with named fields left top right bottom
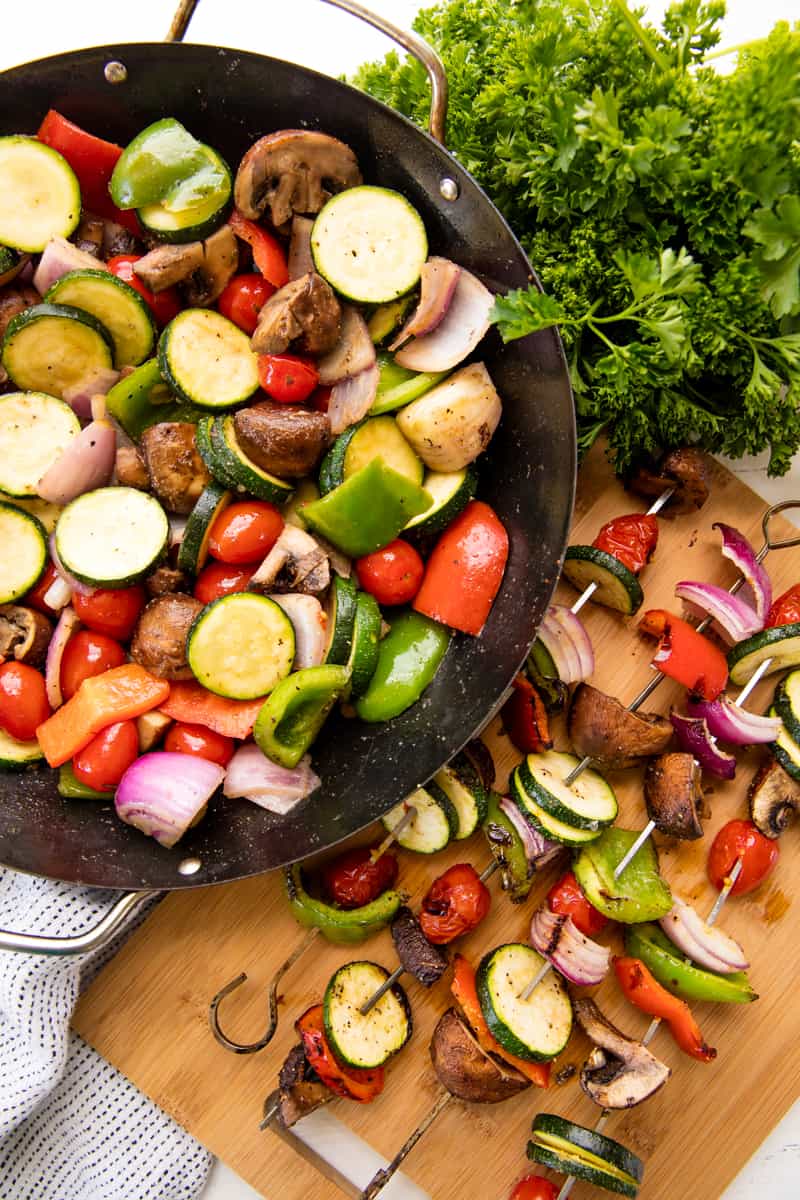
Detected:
left=502, top=674, right=552, bottom=754
left=614, top=956, right=716, bottom=1062
left=228, top=210, right=289, bottom=289
left=451, top=954, right=550, bottom=1087
left=592, top=513, right=658, bottom=574
left=413, top=500, right=509, bottom=636
left=37, top=109, right=140, bottom=234
left=158, top=681, right=265, bottom=740
left=295, top=1004, right=384, bottom=1102
left=638, top=608, right=728, bottom=701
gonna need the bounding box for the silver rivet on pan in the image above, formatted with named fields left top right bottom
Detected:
left=178, top=856, right=202, bottom=876
left=439, top=177, right=459, bottom=201
left=104, top=61, right=128, bottom=84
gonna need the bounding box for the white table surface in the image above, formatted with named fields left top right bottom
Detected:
left=4, top=1, right=800, bottom=1197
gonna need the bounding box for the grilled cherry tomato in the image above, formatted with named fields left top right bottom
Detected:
left=107, top=255, right=181, bottom=326
left=72, top=720, right=139, bottom=792
left=257, top=353, right=319, bottom=404
left=547, top=870, right=608, bottom=937
left=73, top=586, right=146, bottom=642
left=193, top=561, right=257, bottom=604
left=638, top=608, right=728, bottom=701
left=296, top=1004, right=384, bottom=1102
left=321, top=846, right=399, bottom=910
left=502, top=674, right=552, bottom=754
left=356, top=539, right=425, bottom=607
left=707, top=818, right=779, bottom=896
left=25, top=561, right=60, bottom=617
left=592, top=513, right=659, bottom=574
left=509, top=1177, right=558, bottom=1200
left=228, top=210, right=289, bottom=289
left=60, top=630, right=127, bottom=701
left=217, top=273, right=275, bottom=335
left=767, top=583, right=800, bottom=628
left=0, top=662, right=50, bottom=741
left=207, top=501, right=284, bottom=565
left=419, top=863, right=491, bottom=945
left=164, top=722, right=235, bottom=767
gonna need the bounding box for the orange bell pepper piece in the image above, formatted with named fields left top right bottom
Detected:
left=159, top=681, right=265, bottom=740
left=451, top=953, right=550, bottom=1087
left=614, top=956, right=716, bottom=1062
left=638, top=608, right=728, bottom=701
left=37, top=664, right=169, bottom=767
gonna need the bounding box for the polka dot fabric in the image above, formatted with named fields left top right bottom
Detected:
left=0, top=869, right=211, bottom=1200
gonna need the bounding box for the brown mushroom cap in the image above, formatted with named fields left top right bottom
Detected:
left=575, top=996, right=670, bottom=1109
left=644, top=752, right=704, bottom=839
left=430, top=1008, right=530, bottom=1103
left=234, top=130, right=362, bottom=228
left=234, top=400, right=331, bottom=479
left=749, top=757, right=800, bottom=838
left=568, top=683, right=673, bottom=769
left=251, top=272, right=341, bottom=357
left=130, top=593, right=202, bottom=680
left=0, top=605, right=53, bottom=668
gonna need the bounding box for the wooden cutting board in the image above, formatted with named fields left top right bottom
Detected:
left=74, top=443, right=800, bottom=1200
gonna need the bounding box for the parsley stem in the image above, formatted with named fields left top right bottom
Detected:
left=608, top=0, right=669, bottom=72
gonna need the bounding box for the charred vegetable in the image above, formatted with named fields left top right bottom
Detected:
left=574, top=997, right=670, bottom=1110
left=430, top=1007, right=531, bottom=1104
left=391, top=905, right=449, bottom=986
left=568, top=684, right=673, bottom=770
left=644, top=752, right=704, bottom=840
left=749, top=757, right=800, bottom=838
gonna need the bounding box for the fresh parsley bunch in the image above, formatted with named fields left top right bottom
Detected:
left=354, top=0, right=800, bottom=473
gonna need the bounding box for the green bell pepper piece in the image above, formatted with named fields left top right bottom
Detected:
left=573, top=827, right=673, bottom=923
left=57, top=762, right=110, bottom=801
left=355, top=611, right=450, bottom=723
left=301, top=458, right=431, bottom=557
left=285, top=862, right=405, bottom=944
left=254, top=664, right=351, bottom=769
left=106, top=358, right=201, bottom=439
left=625, top=923, right=757, bottom=1004
left=369, top=353, right=447, bottom=416
left=110, top=118, right=225, bottom=209
left=483, top=790, right=533, bottom=903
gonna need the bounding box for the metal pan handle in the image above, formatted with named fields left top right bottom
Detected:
left=0, top=889, right=155, bottom=955
left=166, top=0, right=448, bottom=144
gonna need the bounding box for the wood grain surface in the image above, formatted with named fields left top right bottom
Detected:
left=74, top=444, right=800, bottom=1200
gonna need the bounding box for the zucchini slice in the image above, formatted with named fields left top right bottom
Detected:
left=346, top=591, right=382, bottom=698
left=0, top=136, right=80, bottom=252
left=324, top=575, right=358, bottom=666
left=45, top=269, right=155, bottom=368
left=476, top=943, right=573, bottom=1062
left=405, top=467, right=477, bottom=535
left=323, top=961, right=412, bottom=1069
left=528, top=1115, right=643, bottom=1198
left=0, top=502, right=47, bottom=603
left=205, top=416, right=293, bottom=504
left=728, top=623, right=800, bottom=685
left=311, top=186, right=428, bottom=304
left=0, top=493, right=62, bottom=535
left=137, top=145, right=232, bottom=243
left=159, top=309, right=259, bottom=410
left=381, top=785, right=457, bottom=853
left=432, top=753, right=488, bottom=839
left=370, top=352, right=447, bottom=415
left=187, top=593, right=295, bottom=699
left=367, top=297, right=415, bottom=345
left=0, top=392, right=79, bottom=497
left=2, top=303, right=114, bottom=400
left=772, top=669, right=800, bottom=745
left=511, top=767, right=602, bottom=846
left=517, top=750, right=617, bottom=831
left=177, top=482, right=231, bottom=575
left=320, top=416, right=424, bottom=494
left=562, top=545, right=643, bottom=615
left=0, top=724, right=45, bottom=770
left=55, top=487, right=168, bottom=587
left=768, top=703, right=800, bottom=782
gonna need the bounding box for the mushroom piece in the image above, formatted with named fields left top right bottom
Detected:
left=0, top=285, right=40, bottom=341
left=644, top=752, right=705, bottom=839
left=133, top=242, right=204, bottom=292
left=102, top=220, right=141, bottom=260
left=234, top=130, right=362, bottom=228
left=430, top=1008, right=531, bottom=1104
left=182, top=225, right=239, bottom=307
left=115, top=443, right=150, bottom=490
left=251, top=272, right=341, bottom=357
left=140, top=422, right=211, bottom=514
left=391, top=906, right=449, bottom=987
left=574, top=997, right=670, bottom=1110
left=0, top=605, right=53, bottom=668
left=74, top=215, right=105, bottom=259
left=626, top=447, right=709, bottom=516
left=749, top=757, right=800, bottom=838
left=234, top=400, right=331, bottom=479
left=568, top=683, right=673, bottom=769
left=249, top=525, right=330, bottom=597
left=276, top=1043, right=333, bottom=1129
left=146, top=565, right=191, bottom=599
left=130, top=593, right=203, bottom=680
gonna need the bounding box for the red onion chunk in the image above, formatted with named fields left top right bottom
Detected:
left=394, top=269, right=494, bottom=373
left=42, top=573, right=73, bottom=612
left=33, top=236, right=110, bottom=296
left=62, top=367, right=121, bottom=422
left=317, top=306, right=376, bottom=386
left=529, top=907, right=610, bottom=986
left=45, top=605, right=79, bottom=709
left=223, top=743, right=320, bottom=814
left=115, top=752, right=225, bottom=848
left=670, top=712, right=737, bottom=778
left=270, top=594, right=328, bottom=669
left=537, top=604, right=594, bottom=684
left=288, top=216, right=315, bottom=281
left=686, top=694, right=782, bottom=745
left=713, top=522, right=771, bottom=624
left=660, top=896, right=749, bottom=973
left=38, top=419, right=116, bottom=506
left=498, top=795, right=562, bottom=867
left=328, top=362, right=379, bottom=435
left=674, top=581, right=761, bottom=645
left=49, top=533, right=95, bottom=596
left=388, top=257, right=461, bottom=349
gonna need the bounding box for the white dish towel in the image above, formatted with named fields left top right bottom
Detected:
left=0, top=868, right=211, bottom=1200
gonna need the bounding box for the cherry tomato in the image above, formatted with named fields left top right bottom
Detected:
left=767, top=583, right=800, bottom=628
left=311, top=386, right=332, bottom=414
left=194, top=561, right=258, bottom=605
left=25, top=562, right=60, bottom=617
left=257, top=354, right=319, bottom=404
left=321, top=846, right=399, bottom=909
left=509, top=1176, right=558, bottom=1200
left=356, top=539, right=425, bottom=606
left=107, top=255, right=181, bottom=327
left=73, top=586, right=146, bottom=642
left=707, top=819, right=779, bottom=896
left=208, top=501, right=284, bottom=565
left=547, top=870, right=608, bottom=937
left=592, top=513, right=659, bottom=575
left=0, top=662, right=50, bottom=741
left=60, top=630, right=127, bottom=701
left=418, top=863, right=491, bottom=945
left=72, top=720, right=139, bottom=792
left=164, top=722, right=235, bottom=766
left=217, top=273, right=276, bottom=335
